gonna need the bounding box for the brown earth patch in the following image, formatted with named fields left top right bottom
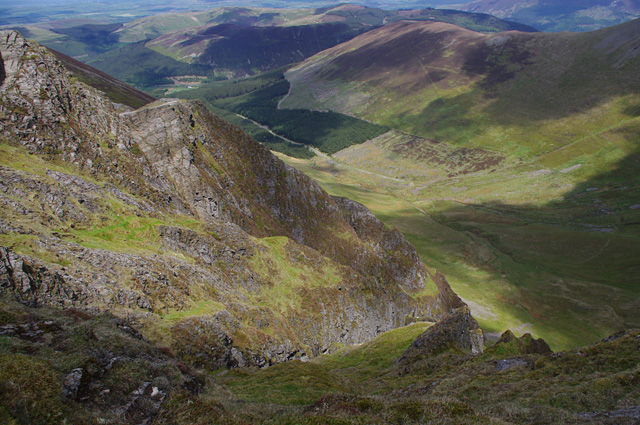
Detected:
left=389, top=135, right=504, bottom=175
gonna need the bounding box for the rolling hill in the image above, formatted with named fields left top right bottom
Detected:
left=10, top=4, right=536, bottom=93
left=114, top=4, right=537, bottom=45
left=279, top=18, right=640, bottom=348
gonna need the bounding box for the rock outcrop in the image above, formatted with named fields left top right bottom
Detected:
left=0, top=30, right=476, bottom=367
left=398, top=306, right=484, bottom=364
left=488, top=329, right=552, bottom=356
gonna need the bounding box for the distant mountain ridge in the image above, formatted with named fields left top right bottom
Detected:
left=452, top=0, right=640, bottom=31
left=10, top=4, right=536, bottom=89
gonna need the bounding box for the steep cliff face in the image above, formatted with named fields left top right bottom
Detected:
left=0, top=30, right=474, bottom=367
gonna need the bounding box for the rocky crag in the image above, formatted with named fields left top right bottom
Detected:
left=0, top=30, right=477, bottom=369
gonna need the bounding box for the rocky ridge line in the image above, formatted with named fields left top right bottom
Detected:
left=0, top=30, right=480, bottom=368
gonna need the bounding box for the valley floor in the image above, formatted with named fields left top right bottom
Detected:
left=275, top=140, right=640, bottom=350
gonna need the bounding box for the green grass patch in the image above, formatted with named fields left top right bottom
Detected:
left=0, top=143, right=95, bottom=181
left=225, top=361, right=347, bottom=405
left=162, top=300, right=226, bottom=322
left=70, top=212, right=163, bottom=253
left=316, top=322, right=433, bottom=384
left=0, top=234, right=72, bottom=267
left=248, top=236, right=344, bottom=314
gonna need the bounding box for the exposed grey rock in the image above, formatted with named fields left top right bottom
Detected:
left=398, top=306, right=484, bottom=364
left=602, top=330, right=627, bottom=343
left=158, top=225, right=250, bottom=267
left=332, top=196, right=428, bottom=293
left=496, top=358, right=529, bottom=371
left=119, top=381, right=167, bottom=423
left=577, top=406, right=640, bottom=420
left=62, top=368, right=84, bottom=399
left=0, top=322, right=44, bottom=340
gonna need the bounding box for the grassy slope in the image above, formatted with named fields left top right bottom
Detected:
left=275, top=123, right=640, bottom=350
left=224, top=322, right=433, bottom=405
left=276, top=19, right=640, bottom=350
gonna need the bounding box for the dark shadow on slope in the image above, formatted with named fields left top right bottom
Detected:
left=212, top=79, right=389, bottom=155
left=426, top=142, right=640, bottom=347
left=35, top=23, right=124, bottom=60
left=480, top=122, right=640, bottom=233
left=458, top=20, right=640, bottom=122
left=196, top=23, right=365, bottom=77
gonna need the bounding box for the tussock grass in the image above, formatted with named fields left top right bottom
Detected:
left=248, top=236, right=345, bottom=315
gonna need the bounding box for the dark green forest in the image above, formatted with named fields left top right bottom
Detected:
left=87, top=43, right=211, bottom=88
left=172, top=71, right=388, bottom=157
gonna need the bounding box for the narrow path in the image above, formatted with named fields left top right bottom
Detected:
left=538, top=115, right=639, bottom=159
left=234, top=113, right=409, bottom=183
left=415, top=55, right=445, bottom=104
left=580, top=238, right=612, bottom=264
left=277, top=83, right=292, bottom=110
